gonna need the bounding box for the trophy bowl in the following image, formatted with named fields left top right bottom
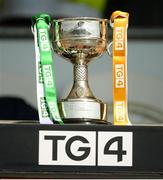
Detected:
left=50, top=17, right=109, bottom=124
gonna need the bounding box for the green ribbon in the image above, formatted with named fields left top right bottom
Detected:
left=32, top=14, right=63, bottom=124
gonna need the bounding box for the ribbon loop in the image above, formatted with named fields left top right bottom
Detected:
left=110, top=11, right=129, bottom=27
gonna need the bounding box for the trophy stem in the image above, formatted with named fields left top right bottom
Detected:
left=74, top=64, right=87, bottom=82
left=66, top=63, right=95, bottom=99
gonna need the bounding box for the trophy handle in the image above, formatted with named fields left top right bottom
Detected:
left=107, top=41, right=113, bottom=57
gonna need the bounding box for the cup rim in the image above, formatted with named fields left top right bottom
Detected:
left=51, top=17, right=109, bottom=23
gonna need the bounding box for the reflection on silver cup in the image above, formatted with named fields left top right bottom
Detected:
left=50, top=17, right=109, bottom=124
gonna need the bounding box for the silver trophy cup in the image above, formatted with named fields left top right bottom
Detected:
left=50, top=17, right=109, bottom=124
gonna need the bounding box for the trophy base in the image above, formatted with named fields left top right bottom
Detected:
left=63, top=118, right=112, bottom=125
left=59, top=98, right=109, bottom=124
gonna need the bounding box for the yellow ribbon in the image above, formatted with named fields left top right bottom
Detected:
left=111, top=11, right=131, bottom=125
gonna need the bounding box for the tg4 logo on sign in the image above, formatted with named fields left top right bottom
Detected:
left=39, top=131, right=133, bottom=166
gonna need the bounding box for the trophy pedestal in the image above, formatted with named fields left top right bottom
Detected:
left=59, top=99, right=108, bottom=124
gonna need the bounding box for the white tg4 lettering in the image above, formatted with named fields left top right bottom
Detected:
left=39, top=29, right=50, bottom=51
left=115, top=27, right=124, bottom=51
